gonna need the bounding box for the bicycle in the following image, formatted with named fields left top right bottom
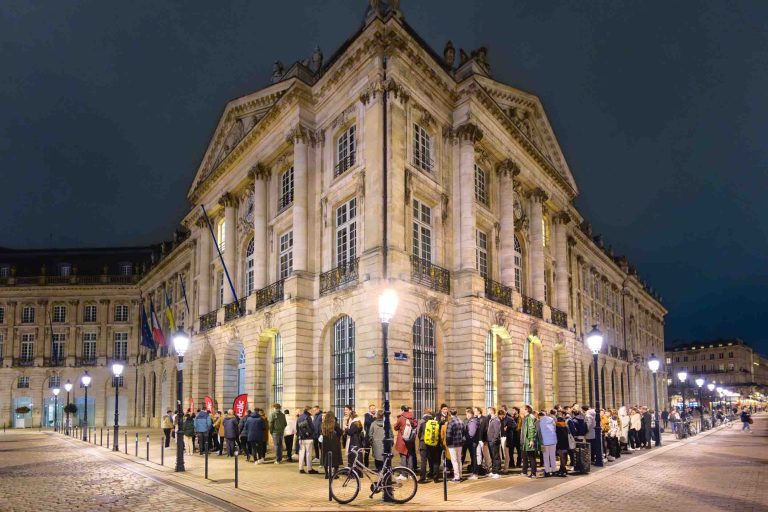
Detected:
left=329, top=447, right=418, bottom=504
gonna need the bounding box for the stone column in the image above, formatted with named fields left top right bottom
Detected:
left=456, top=123, right=483, bottom=271
left=196, top=217, right=211, bottom=316
left=497, top=159, right=520, bottom=287
left=288, top=125, right=310, bottom=273
left=250, top=164, right=270, bottom=290
left=553, top=211, right=571, bottom=311
left=219, top=193, right=237, bottom=304
left=529, top=188, right=548, bottom=302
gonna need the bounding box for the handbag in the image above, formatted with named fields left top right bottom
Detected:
left=567, top=431, right=576, bottom=450
left=748, top=418, right=754, bottom=424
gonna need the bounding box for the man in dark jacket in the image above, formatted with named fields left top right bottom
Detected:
left=243, top=411, right=265, bottom=463
left=464, top=408, right=480, bottom=480
left=222, top=409, right=239, bottom=456
left=641, top=407, right=653, bottom=448
left=500, top=407, right=517, bottom=473
left=194, top=409, right=212, bottom=455
left=297, top=406, right=318, bottom=474
left=363, top=403, right=376, bottom=467
left=477, top=407, right=491, bottom=475
left=312, top=406, right=323, bottom=462
left=238, top=410, right=250, bottom=458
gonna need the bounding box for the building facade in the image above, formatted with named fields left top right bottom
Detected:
left=0, top=2, right=667, bottom=428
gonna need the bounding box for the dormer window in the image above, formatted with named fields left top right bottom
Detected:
left=0, top=265, right=9, bottom=278
left=119, top=263, right=132, bottom=276
left=413, top=123, right=433, bottom=172
left=335, top=125, right=356, bottom=177
left=59, top=263, right=71, bottom=277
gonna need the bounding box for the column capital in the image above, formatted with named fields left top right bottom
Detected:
left=218, top=192, right=238, bottom=208
left=496, top=158, right=521, bottom=179
left=530, top=187, right=549, bottom=203
left=248, top=162, right=272, bottom=181
left=195, top=215, right=208, bottom=228
left=286, top=124, right=315, bottom=145
left=552, top=211, right=572, bottom=225
left=455, top=122, right=483, bottom=145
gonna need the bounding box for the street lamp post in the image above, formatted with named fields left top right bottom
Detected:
left=586, top=325, right=604, bottom=467
left=52, top=388, right=60, bottom=432
left=677, top=371, right=688, bottom=410
left=64, top=380, right=72, bottom=435
left=716, top=387, right=724, bottom=414
left=172, top=331, right=190, bottom=472
left=112, top=363, right=124, bottom=451
left=648, top=354, right=661, bottom=447
left=81, top=372, right=91, bottom=441
left=707, top=383, right=715, bottom=416
left=378, top=288, right=398, bottom=473
left=695, top=378, right=705, bottom=431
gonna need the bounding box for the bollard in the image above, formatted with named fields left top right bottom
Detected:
left=161, top=438, right=164, bottom=466
left=442, top=451, right=447, bottom=501
left=146, top=434, right=150, bottom=461
left=234, top=449, right=239, bottom=489
left=124, top=432, right=128, bottom=454
left=205, top=447, right=209, bottom=479
left=107, top=429, right=110, bottom=449
left=327, top=452, right=333, bottom=502
left=100, top=428, right=103, bottom=446
left=135, top=433, right=138, bottom=457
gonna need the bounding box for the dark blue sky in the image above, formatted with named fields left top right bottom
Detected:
left=1, top=1, right=766, bottom=352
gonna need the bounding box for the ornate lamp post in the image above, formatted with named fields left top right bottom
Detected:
left=378, top=288, right=398, bottom=472
left=586, top=325, right=604, bottom=467
left=64, top=380, right=72, bottom=435
left=648, top=354, right=661, bottom=446
left=81, top=371, right=91, bottom=441
left=172, top=331, right=190, bottom=472
left=695, top=378, right=705, bottom=431
left=707, top=383, right=715, bottom=415
left=716, top=387, right=724, bottom=413
left=677, top=370, right=687, bottom=410
left=112, top=363, right=124, bottom=451
left=52, top=388, right=60, bottom=432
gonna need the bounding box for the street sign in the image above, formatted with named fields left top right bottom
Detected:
left=394, top=351, right=408, bottom=362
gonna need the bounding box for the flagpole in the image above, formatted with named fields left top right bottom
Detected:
left=178, top=273, right=190, bottom=314
left=200, top=204, right=239, bottom=306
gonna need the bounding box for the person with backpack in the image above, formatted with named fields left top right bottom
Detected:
left=297, top=406, right=318, bottom=474
left=394, top=405, right=417, bottom=470
left=182, top=413, right=196, bottom=454
left=463, top=408, right=480, bottom=480
left=445, top=409, right=464, bottom=482
left=269, top=403, right=287, bottom=464
left=418, top=408, right=441, bottom=483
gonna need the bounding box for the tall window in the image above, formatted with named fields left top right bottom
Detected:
left=52, top=305, right=66, bottom=323
left=217, top=271, right=224, bottom=307
left=484, top=331, right=497, bottom=409
left=84, top=304, right=97, bottom=323
left=513, top=235, right=523, bottom=291
left=0, top=333, right=4, bottom=359
left=21, top=333, right=34, bottom=360
left=413, top=316, right=436, bottom=419
left=237, top=347, right=246, bottom=396
left=335, top=125, right=356, bottom=176
left=279, top=231, right=294, bottom=279
left=52, top=333, right=65, bottom=359
left=332, top=315, right=355, bottom=419
left=113, top=332, right=128, bottom=361
left=82, top=333, right=96, bottom=360
left=474, top=164, right=488, bottom=206
left=476, top=230, right=489, bottom=278
left=412, top=199, right=432, bottom=261
left=413, top=123, right=433, bottom=172
left=523, top=337, right=533, bottom=405
left=217, top=219, right=226, bottom=251
left=0, top=306, right=4, bottom=323
left=279, top=167, right=294, bottom=212
left=273, top=334, right=283, bottom=405
left=335, top=199, right=357, bottom=266
left=114, top=304, right=128, bottom=322
left=49, top=375, right=61, bottom=389
left=245, top=238, right=255, bottom=295
left=22, top=306, right=35, bottom=324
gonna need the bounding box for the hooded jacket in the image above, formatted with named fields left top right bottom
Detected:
left=394, top=410, right=416, bottom=455
left=194, top=410, right=211, bottom=433
left=243, top=412, right=265, bottom=443
left=222, top=413, right=239, bottom=439
left=585, top=409, right=597, bottom=440
left=538, top=414, right=557, bottom=446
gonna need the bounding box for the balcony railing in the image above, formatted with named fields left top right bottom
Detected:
left=522, top=295, right=543, bottom=319
left=413, top=150, right=434, bottom=173
left=44, top=357, right=66, bottom=367
left=1, top=274, right=139, bottom=286
left=410, top=256, right=450, bottom=294
left=619, top=348, right=629, bottom=361
left=484, top=278, right=513, bottom=307
left=320, top=258, right=359, bottom=296
left=255, top=280, right=285, bottom=310
left=224, top=298, right=247, bottom=322
left=75, top=356, right=97, bottom=366
left=13, top=357, right=35, bottom=367
left=277, top=193, right=293, bottom=214
left=610, top=345, right=619, bottom=358
left=200, top=311, right=218, bottom=333
left=551, top=307, right=568, bottom=329
left=334, top=153, right=356, bottom=177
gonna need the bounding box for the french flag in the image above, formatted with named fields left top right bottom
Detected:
left=149, top=299, right=166, bottom=347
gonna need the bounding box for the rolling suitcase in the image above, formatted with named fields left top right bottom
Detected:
left=573, top=441, right=591, bottom=474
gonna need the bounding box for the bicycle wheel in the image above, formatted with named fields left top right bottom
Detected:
left=330, top=467, right=360, bottom=504
left=382, top=466, right=418, bottom=504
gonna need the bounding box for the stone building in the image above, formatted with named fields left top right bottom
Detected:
left=0, top=1, right=667, bottom=428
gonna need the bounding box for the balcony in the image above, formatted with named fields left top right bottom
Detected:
left=484, top=278, right=513, bottom=307
left=277, top=193, right=293, bottom=214
left=551, top=307, right=568, bottom=329
left=334, top=153, right=356, bottom=177
left=411, top=256, right=450, bottom=294
left=320, top=258, right=359, bottom=296
left=413, top=150, right=434, bottom=173
left=224, top=298, right=247, bottom=322
left=200, top=311, right=218, bottom=333
left=255, top=280, right=285, bottom=310
left=522, top=295, right=543, bottom=319
left=1, top=274, right=140, bottom=287
left=75, top=356, right=97, bottom=366
left=44, top=357, right=66, bottom=367
left=13, top=357, right=35, bottom=367
left=610, top=345, right=619, bottom=358
left=619, top=348, right=629, bottom=361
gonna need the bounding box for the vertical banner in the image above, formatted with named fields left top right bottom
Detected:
left=233, top=394, right=248, bottom=418
left=204, top=396, right=214, bottom=412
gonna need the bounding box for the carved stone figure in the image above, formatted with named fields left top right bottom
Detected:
left=271, top=61, right=285, bottom=84
left=443, top=41, right=455, bottom=68
left=309, top=45, right=324, bottom=73
left=459, top=48, right=469, bottom=65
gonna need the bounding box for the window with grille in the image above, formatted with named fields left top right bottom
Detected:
left=474, top=164, right=488, bottom=206
left=279, top=167, right=294, bottom=212
left=335, top=125, right=356, bottom=176
left=237, top=347, right=246, bottom=396
left=273, top=334, right=283, bottom=405
left=52, top=305, right=66, bottom=323
left=22, top=306, right=35, bottom=324
left=52, top=333, right=65, bottom=359
left=476, top=230, right=489, bottom=278
left=335, top=199, right=357, bottom=266
left=279, top=231, right=293, bottom=279
left=82, top=333, right=96, bottom=360
left=245, top=238, right=255, bottom=295
left=21, top=334, right=34, bottom=360
left=412, top=199, right=432, bottom=261
left=513, top=235, right=523, bottom=291
left=18, top=376, right=30, bottom=389
left=113, top=332, right=128, bottom=361
left=412, top=315, right=436, bottom=419
left=217, top=219, right=226, bottom=251
left=0, top=306, right=4, bottom=324
left=49, top=375, right=61, bottom=388
left=84, top=304, right=97, bottom=323
left=114, top=304, right=128, bottom=322
left=485, top=331, right=497, bottom=409
left=413, top=123, right=433, bottom=172
left=332, top=315, right=355, bottom=419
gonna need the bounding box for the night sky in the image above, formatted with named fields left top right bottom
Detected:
left=1, top=1, right=766, bottom=352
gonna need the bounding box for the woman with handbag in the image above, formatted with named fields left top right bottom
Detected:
left=554, top=413, right=571, bottom=477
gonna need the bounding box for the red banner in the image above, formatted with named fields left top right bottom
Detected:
left=189, top=397, right=194, bottom=413
left=204, top=396, right=213, bottom=412
left=233, top=394, right=248, bottom=418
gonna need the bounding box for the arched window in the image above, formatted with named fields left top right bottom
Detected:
left=237, top=347, right=246, bottom=396
left=245, top=238, right=255, bottom=295
left=484, top=331, right=497, bottom=409
left=513, top=235, right=523, bottom=292
left=332, top=315, right=355, bottom=419
left=273, top=334, right=283, bottom=405
left=412, top=315, right=436, bottom=419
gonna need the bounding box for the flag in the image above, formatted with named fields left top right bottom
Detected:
left=204, top=396, right=213, bottom=412
left=140, top=300, right=156, bottom=350
left=149, top=299, right=166, bottom=347
left=163, top=286, right=176, bottom=332
left=233, top=394, right=248, bottom=418
left=178, top=273, right=190, bottom=314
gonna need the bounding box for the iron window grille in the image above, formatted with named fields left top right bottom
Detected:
left=332, top=315, right=355, bottom=420
left=412, top=315, right=436, bottom=420
left=485, top=331, right=497, bottom=410
left=278, top=167, right=295, bottom=212
left=273, top=334, right=283, bottom=406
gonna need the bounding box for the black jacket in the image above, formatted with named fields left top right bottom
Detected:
left=297, top=412, right=314, bottom=440
left=312, top=412, right=323, bottom=440
left=500, top=415, right=517, bottom=447
left=479, top=414, right=490, bottom=443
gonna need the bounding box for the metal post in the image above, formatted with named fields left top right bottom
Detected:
left=698, top=387, right=704, bottom=431
left=53, top=394, right=58, bottom=432
left=652, top=374, right=661, bottom=446
left=83, top=385, right=89, bottom=442
left=234, top=449, right=239, bottom=488
left=442, top=451, right=447, bottom=501
left=175, top=356, right=186, bottom=472
left=161, top=438, right=164, bottom=466
left=592, top=352, right=604, bottom=466
left=327, top=452, right=333, bottom=502
left=135, top=432, right=138, bottom=457
left=107, top=429, right=110, bottom=449
left=65, top=390, right=70, bottom=436
left=100, top=428, right=103, bottom=446
left=124, top=432, right=128, bottom=454
left=145, top=434, right=149, bottom=461
left=113, top=378, right=120, bottom=451
left=205, top=447, right=209, bottom=479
